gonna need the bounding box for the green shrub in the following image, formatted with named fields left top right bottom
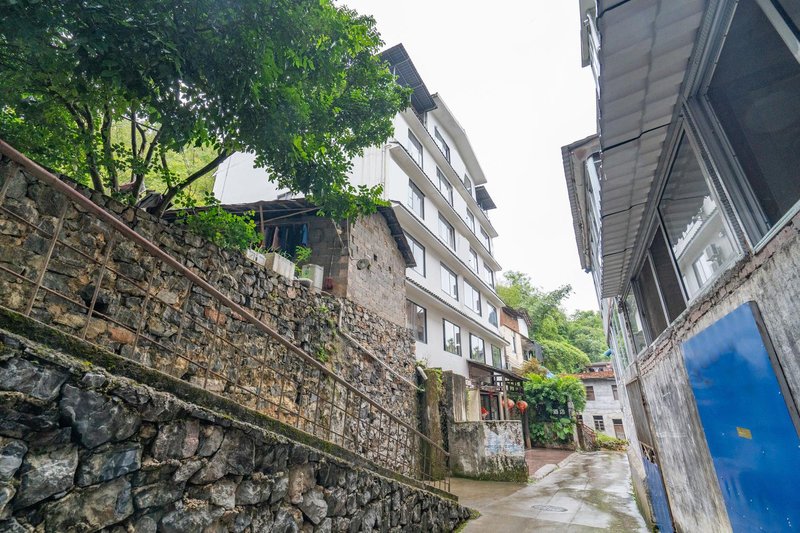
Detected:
left=596, top=433, right=629, bottom=451
left=177, top=193, right=260, bottom=251
left=524, top=374, right=586, bottom=446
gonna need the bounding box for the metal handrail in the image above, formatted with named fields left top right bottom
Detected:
left=0, top=139, right=450, bottom=490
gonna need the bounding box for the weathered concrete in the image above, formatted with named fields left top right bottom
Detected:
left=452, top=451, right=647, bottom=532
left=449, top=421, right=527, bottom=482
left=525, top=448, right=574, bottom=479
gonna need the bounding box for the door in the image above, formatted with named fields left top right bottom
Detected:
left=641, top=445, right=674, bottom=533
left=682, top=302, right=800, bottom=532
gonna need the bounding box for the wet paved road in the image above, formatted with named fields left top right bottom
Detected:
left=450, top=451, right=647, bottom=533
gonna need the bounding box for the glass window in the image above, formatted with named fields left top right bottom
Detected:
left=405, top=233, right=425, bottom=277
left=465, top=282, right=481, bottom=315
left=586, top=386, right=595, bottom=401
left=612, top=385, right=619, bottom=401
left=491, top=345, right=502, bottom=368
left=635, top=258, right=668, bottom=340
left=610, top=304, right=630, bottom=368
left=434, top=126, right=451, bottom=162
left=443, top=320, right=461, bottom=355
left=488, top=304, right=498, bottom=327
left=706, top=0, right=800, bottom=237
left=407, top=180, right=424, bottom=219
left=659, top=138, right=736, bottom=298
left=405, top=300, right=427, bottom=343
left=436, top=168, right=454, bottom=205
left=440, top=263, right=458, bottom=299
left=775, top=0, right=800, bottom=33
left=469, top=334, right=486, bottom=362
left=466, top=210, right=476, bottom=233
left=407, top=130, right=423, bottom=167
left=593, top=415, right=605, bottom=431
left=438, top=215, right=456, bottom=250
left=479, top=227, right=492, bottom=253
left=483, top=267, right=495, bottom=288
left=464, top=175, right=473, bottom=196
left=648, top=230, right=686, bottom=321
left=624, top=291, right=647, bottom=353
left=468, top=248, right=479, bottom=273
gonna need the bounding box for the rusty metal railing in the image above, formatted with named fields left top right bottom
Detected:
left=0, top=140, right=450, bottom=492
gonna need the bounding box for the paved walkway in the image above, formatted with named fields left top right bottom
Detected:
left=450, top=451, right=647, bottom=533
left=525, top=448, right=574, bottom=477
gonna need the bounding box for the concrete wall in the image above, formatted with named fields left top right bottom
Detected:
left=448, top=421, right=527, bottom=482
left=613, top=211, right=800, bottom=532
left=0, top=325, right=470, bottom=532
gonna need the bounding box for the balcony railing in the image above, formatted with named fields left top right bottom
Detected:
left=0, top=140, right=450, bottom=493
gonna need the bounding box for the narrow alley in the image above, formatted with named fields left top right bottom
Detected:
left=451, top=451, right=647, bottom=533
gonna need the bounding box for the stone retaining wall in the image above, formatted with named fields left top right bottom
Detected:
left=448, top=421, right=527, bottom=482
left=0, top=327, right=469, bottom=532
left=0, top=158, right=417, bottom=447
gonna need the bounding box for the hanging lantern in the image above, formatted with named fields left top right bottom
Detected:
left=516, top=400, right=528, bottom=412
left=505, top=398, right=515, bottom=410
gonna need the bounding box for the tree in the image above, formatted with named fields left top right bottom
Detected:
left=0, top=0, right=409, bottom=218
left=523, top=374, right=586, bottom=446
left=497, top=271, right=607, bottom=373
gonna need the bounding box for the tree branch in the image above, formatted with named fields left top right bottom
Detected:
left=154, top=150, right=229, bottom=217
left=81, top=105, right=104, bottom=193
left=129, top=127, right=163, bottom=199
left=100, top=104, right=118, bottom=191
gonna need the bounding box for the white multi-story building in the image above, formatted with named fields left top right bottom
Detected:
left=212, top=44, right=507, bottom=379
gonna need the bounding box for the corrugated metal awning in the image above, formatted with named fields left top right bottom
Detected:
left=596, top=0, right=707, bottom=297
left=381, top=44, right=437, bottom=116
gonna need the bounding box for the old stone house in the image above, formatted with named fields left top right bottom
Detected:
left=572, top=362, right=626, bottom=440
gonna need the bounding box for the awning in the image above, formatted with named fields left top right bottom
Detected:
left=467, top=359, right=524, bottom=381
left=381, top=44, right=437, bottom=116
left=474, top=186, right=497, bottom=211
left=595, top=0, right=707, bottom=297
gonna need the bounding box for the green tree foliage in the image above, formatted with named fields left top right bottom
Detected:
left=177, top=194, right=260, bottom=251
left=0, top=0, right=409, bottom=218
left=523, top=374, right=586, bottom=445
left=497, top=271, right=607, bottom=372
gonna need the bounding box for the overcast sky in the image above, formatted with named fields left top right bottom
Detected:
left=340, top=0, right=599, bottom=312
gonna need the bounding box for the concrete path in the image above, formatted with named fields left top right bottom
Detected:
left=525, top=448, right=574, bottom=479
left=450, top=451, right=647, bottom=533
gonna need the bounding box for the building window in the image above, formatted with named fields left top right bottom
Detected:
left=647, top=228, right=687, bottom=323
left=466, top=210, right=476, bottom=233
left=488, top=304, right=498, bottom=327
left=483, top=267, right=495, bottom=288
left=440, top=263, right=458, bottom=300
left=658, top=137, right=736, bottom=299
left=634, top=257, right=668, bottom=340
left=404, top=233, right=425, bottom=277
left=705, top=0, right=800, bottom=241
left=464, top=282, right=481, bottom=315
left=612, top=384, right=618, bottom=401
left=623, top=291, right=647, bottom=353
left=613, top=418, right=626, bottom=439
left=434, top=126, right=451, bottom=162
left=491, top=345, right=502, bottom=368
left=406, top=300, right=427, bottom=343
left=593, top=415, right=605, bottom=432
left=407, top=181, right=424, bottom=219
left=464, top=175, right=473, bottom=196
left=443, top=320, right=461, bottom=355
left=511, top=335, right=517, bottom=354
left=468, top=248, right=479, bottom=273
left=586, top=386, right=595, bottom=401
left=438, top=214, right=456, bottom=250
left=469, top=334, right=486, bottom=362
left=407, top=130, right=423, bottom=167
left=479, top=227, right=492, bottom=252
left=610, top=304, right=630, bottom=368
left=436, top=168, right=454, bottom=205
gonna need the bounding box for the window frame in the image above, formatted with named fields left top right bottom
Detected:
left=464, top=281, right=482, bottom=315
left=586, top=385, right=596, bottom=401
left=491, top=345, right=503, bottom=368
left=407, top=129, right=423, bottom=168
left=593, top=415, right=606, bottom=432
left=690, top=0, right=800, bottom=250
left=466, top=210, right=476, bottom=233
left=407, top=180, right=425, bottom=220
left=464, top=174, right=473, bottom=196
left=468, top=248, right=479, bottom=273
left=469, top=334, right=486, bottom=362
left=405, top=233, right=426, bottom=277
left=443, top=319, right=462, bottom=356
left=612, top=384, right=619, bottom=401
left=405, top=300, right=427, bottom=343
left=436, top=168, right=454, bottom=205
left=479, top=227, right=492, bottom=253
left=438, top=214, right=456, bottom=250
left=434, top=126, right=451, bottom=162
left=440, top=262, right=459, bottom=300
left=488, top=304, right=498, bottom=327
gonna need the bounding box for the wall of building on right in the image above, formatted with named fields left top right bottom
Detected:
left=564, top=1, right=800, bottom=532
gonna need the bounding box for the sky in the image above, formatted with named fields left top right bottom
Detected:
left=340, top=0, right=599, bottom=312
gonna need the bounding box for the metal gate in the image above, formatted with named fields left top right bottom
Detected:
left=641, top=445, right=674, bottom=533
left=682, top=302, right=800, bottom=532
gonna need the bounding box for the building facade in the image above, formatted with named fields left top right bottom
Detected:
left=564, top=1, right=800, bottom=532
left=573, top=362, right=626, bottom=440
left=499, top=307, right=541, bottom=372
left=213, top=44, right=507, bottom=379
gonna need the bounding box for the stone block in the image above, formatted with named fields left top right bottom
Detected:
left=14, top=445, right=78, bottom=509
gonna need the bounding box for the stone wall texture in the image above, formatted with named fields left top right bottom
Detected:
left=0, top=327, right=470, bottom=532
left=0, top=157, right=418, bottom=468
left=448, top=421, right=527, bottom=482
left=617, top=210, right=800, bottom=533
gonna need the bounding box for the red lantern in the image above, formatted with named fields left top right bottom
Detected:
left=516, top=400, right=528, bottom=412
left=505, top=398, right=515, bottom=410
